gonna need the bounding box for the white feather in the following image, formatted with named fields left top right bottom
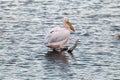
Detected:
left=44, top=27, right=70, bottom=48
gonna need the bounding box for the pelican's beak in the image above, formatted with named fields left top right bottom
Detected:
left=66, top=21, right=75, bottom=32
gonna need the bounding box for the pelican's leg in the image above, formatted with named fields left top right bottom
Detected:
left=60, top=46, right=68, bottom=52
left=53, top=48, right=57, bottom=52
left=64, top=46, right=68, bottom=50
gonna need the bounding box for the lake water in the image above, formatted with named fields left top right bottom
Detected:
left=0, top=0, right=120, bottom=80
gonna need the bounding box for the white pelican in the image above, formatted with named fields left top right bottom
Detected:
left=44, top=17, right=75, bottom=50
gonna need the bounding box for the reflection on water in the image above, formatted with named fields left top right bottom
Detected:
left=45, top=51, right=69, bottom=64
left=45, top=50, right=75, bottom=64
left=43, top=51, right=76, bottom=80
left=0, top=0, right=120, bottom=80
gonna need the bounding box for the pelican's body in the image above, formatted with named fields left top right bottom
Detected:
left=44, top=17, right=75, bottom=49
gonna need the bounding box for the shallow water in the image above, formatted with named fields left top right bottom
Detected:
left=0, top=0, right=120, bottom=80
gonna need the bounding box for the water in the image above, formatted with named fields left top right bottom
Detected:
left=0, top=0, right=120, bottom=80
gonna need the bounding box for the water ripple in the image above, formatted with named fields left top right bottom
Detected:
left=0, top=0, right=120, bottom=80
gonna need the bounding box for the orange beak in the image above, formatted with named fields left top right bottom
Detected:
left=66, top=21, right=75, bottom=32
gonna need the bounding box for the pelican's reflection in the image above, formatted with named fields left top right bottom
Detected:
left=45, top=50, right=74, bottom=64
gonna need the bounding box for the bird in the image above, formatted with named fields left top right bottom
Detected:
left=117, top=34, right=120, bottom=40
left=44, top=17, right=75, bottom=51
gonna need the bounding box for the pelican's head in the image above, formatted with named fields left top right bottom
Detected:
left=64, top=17, right=75, bottom=32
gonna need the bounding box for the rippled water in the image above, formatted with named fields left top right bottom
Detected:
left=0, top=0, right=120, bottom=80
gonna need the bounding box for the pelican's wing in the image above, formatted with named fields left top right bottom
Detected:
left=44, top=27, right=70, bottom=44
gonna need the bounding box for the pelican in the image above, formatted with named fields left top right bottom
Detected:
left=44, top=17, right=75, bottom=51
